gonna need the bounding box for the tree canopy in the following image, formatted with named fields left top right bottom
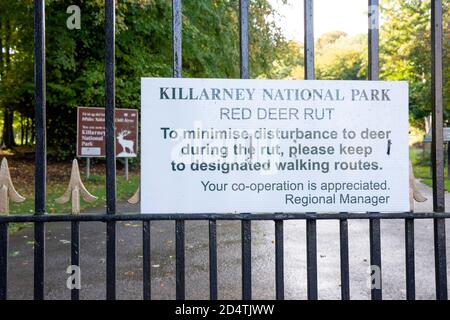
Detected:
left=0, top=0, right=448, bottom=158
left=380, top=0, right=449, bottom=128
left=0, top=0, right=290, bottom=159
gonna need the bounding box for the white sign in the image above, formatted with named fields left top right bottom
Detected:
left=141, top=78, right=409, bottom=214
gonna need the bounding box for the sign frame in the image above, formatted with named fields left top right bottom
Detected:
left=140, top=78, right=410, bottom=214
left=76, top=106, right=139, bottom=158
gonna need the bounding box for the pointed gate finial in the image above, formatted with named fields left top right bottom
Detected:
left=0, top=158, right=26, bottom=215
left=55, top=159, right=97, bottom=214
left=409, top=161, right=427, bottom=211
left=128, top=186, right=140, bottom=204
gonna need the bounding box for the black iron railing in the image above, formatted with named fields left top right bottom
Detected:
left=0, top=0, right=447, bottom=301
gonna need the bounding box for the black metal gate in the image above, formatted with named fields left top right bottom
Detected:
left=0, top=0, right=448, bottom=301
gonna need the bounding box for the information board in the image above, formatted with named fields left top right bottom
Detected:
left=77, top=107, right=139, bottom=158
left=141, top=78, right=409, bottom=214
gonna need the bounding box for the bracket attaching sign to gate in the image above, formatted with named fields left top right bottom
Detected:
left=140, top=78, right=409, bottom=214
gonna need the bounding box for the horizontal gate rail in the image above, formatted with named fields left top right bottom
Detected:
left=1, top=212, right=450, bottom=223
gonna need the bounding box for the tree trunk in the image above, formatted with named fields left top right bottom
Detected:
left=2, top=109, right=15, bottom=148
left=20, top=114, right=24, bottom=145
left=0, top=18, right=15, bottom=148
left=0, top=16, right=4, bottom=78
left=25, top=117, right=30, bottom=145
left=31, top=118, right=35, bottom=145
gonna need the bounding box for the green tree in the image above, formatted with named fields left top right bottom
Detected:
left=0, top=0, right=34, bottom=147
left=265, top=40, right=304, bottom=80
left=315, top=32, right=367, bottom=80
left=0, top=0, right=289, bottom=159
left=380, top=0, right=450, bottom=128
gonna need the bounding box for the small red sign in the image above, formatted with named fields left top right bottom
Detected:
left=77, top=107, right=139, bottom=158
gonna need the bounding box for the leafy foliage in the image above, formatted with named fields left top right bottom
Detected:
left=1, top=0, right=449, bottom=157
left=316, top=32, right=367, bottom=80
left=380, top=0, right=450, bottom=128
left=0, top=0, right=289, bottom=159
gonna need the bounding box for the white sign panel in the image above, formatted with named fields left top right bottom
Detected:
left=141, top=78, right=409, bottom=214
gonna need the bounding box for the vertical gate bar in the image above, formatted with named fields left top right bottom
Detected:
left=368, top=0, right=382, bottom=300
left=172, top=0, right=182, bottom=78
left=431, top=0, right=445, bottom=213
left=431, top=0, right=447, bottom=300
left=0, top=223, right=7, bottom=300
left=175, top=220, right=185, bottom=300
left=172, top=0, right=185, bottom=301
left=369, top=219, right=382, bottom=299
left=339, top=218, right=350, bottom=300
left=275, top=220, right=284, bottom=300
left=239, top=0, right=252, bottom=301
left=105, top=0, right=117, bottom=301
left=304, top=0, right=314, bottom=80
left=106, top=221, right=116, bottom=300
left=71, top=221, right=80, bottom=300
left=34, top=222, right=45, bottom=300
left=143, top=221, right=151, bottom=300
left=241, top=219, right=252, bottom=300
left=405, top=218, right=415, bottom=300
left=209, top=220, right=218, bottom=300
left=239, top=0, right=249, bottom=79
left=34, top=0, right=46, bottom=301
left=368, top=0, right=379, bottom=81
left=304, top=0, right=318, bottom=300
left=306, top=216, right=318, bottom=300
left=433, top=219, right=447, bottom=300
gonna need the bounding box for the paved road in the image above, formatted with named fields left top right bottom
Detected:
left=5, top=181, right=450, bottom=300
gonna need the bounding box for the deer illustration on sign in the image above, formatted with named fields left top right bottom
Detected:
left=117, top=130, right=136, bottom=157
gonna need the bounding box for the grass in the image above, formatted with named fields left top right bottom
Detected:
left=8, top=172, right=139, bottom=233
left=9, top=174, right=139, bottom=215
left=410, top=146, right=450, bottom=191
